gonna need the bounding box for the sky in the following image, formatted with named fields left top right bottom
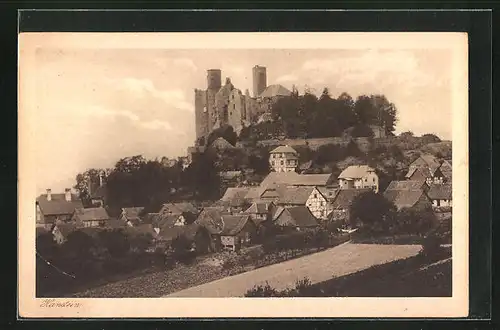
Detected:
left=19, top=33, right=463, bottom=195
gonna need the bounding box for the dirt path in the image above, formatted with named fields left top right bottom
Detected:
left=167, top=243, right=422, bottom=297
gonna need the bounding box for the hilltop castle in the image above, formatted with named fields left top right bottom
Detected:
left=194, top=65, right=292, bottom=141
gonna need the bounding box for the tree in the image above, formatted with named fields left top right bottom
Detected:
left=98, top=229, right=130, bottom=258
left=74, top=168, right=111, bottom=207
left=63, top=230, right=95, bottom=260
left=194, top=226, right=212, bottom=254
left=421, top=133, right=442, bottom=144
left=349, top=191, right=398, bottom=234
left=206, top=124, right=238, bottom=147
left=351, top=124, right=375, bottom=138
left=397, top=206, right=437, bottom=236
left=245, top=282, right=280, bottom=297
left=36, top=232, right=59, bottom=259
left=129, top=232, right=153, bottom=253
left=399, top=131, right=414, bottom=138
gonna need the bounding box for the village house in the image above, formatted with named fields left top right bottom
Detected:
left=71, top=207, right=110, bottom=228
left=154, top=223, right=199, bottom=250
left=272, top=206, right=319, bottom=230
left=119, top=207, right=145, bottom=227
left=219, top=187, right=252, bottom=211
left=218, top=214, right=257, bottom=251
left=275, top=186, right=330, bottom=220
left=158, top=202, right=198, bottom=217
left=268, top=145, right=299, bottom=173
left=51, top=222, right=77, bottom=245
left=427, top=183, right=452, bottom=208
left=405, top=154, right=448, bottom=185
left=383, top=181, right=432, bottom=211
left=243, top=201, right=275, bottom=226
left=89, top=171, right=107, bottom=207
left=194, top=206, right=231, bottom=252
left=36, top=188, right=84, bottom=229
left=369, top=125, right=387, bottom=138
left=328, top=188, right=371, bottom=223
left=338, top=165, right=379, bottom=193
left=259, top=171, right=336, bottom=190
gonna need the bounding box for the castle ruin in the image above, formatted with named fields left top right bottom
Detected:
left=194, top=65, right=292, bottom=142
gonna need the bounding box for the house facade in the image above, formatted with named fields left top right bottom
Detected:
left=383, top=183, right=432, bottom=211
left=119, top=207, right=145, bottom=227
left=405, top=154, right=448, bottom=186
left=268, top=145, right=299, bottom=173
left=277, top=186, right=330, bottom=220
left=219, top=215, right=257, bottom=251
left=71, top=207, right=110, bottom=228
left=272, top=206, right=319, bottom=230
left=427, top=183, right=452, bottom=208
left=36, top=188, right=84, bottom=229
left=338, top=165, right=379, bottom=193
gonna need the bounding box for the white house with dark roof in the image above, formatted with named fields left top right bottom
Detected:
left=338, top=165, right=379, bottom=193
left=383, top=182, right=432, bottom=211
left=269, top=145, right=299, bottom=173
left=276, top=186, right=330, bottom=220
left=36, top=188, right=84, bottom=229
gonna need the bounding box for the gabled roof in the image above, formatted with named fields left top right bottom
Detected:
left=195, top=206, right=228, bottom=234
left=270, top=145, right=298, bottom=154
left=275, top=206, right=318, bottom=228
left=383, top=189, right=428, bottom=210
left=338, top=165, right=376, bottom=179
left=385, top=180, right=426, bottom=191
left=407, top=154, right=442, bottom=176
left=160, top=202, right=197, bottom=215
left=439, top=160, right=453, bottom=180
left=244, top=186, right=268, bottom=201
left=260, top=172, right=334, bottom=189
left=317, top=187, right=338, bottom=201
left=36, top=193, right=83, bottom=216
left=220, top=187, right=251, bottom=207
left=331, top=189, right=371, bottom=209
left=244, top=202, right=271, bottom=214
left=157, top=223, right=199, bottom=242
left=427, top=183, right=452, bottom=200
left=73, top=207, right=109, bottom=222
left=121, top=207, right=144, bottom=221
left=220, top=171, right=243, bottom=180
left=277, top=186, right=316, bottom=205
left=220, top=215, right=253, bottom=236
left=259, top=84, right=292, bottom=98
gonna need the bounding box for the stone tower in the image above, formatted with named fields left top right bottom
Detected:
left=252, top=65, right=267, bottom=97
left=206, top=69, right=222, bottom=132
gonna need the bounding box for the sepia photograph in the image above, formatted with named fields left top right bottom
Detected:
left=18, top=31, right=469, bottom=318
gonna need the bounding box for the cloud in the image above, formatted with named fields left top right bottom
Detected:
left=301, top=49, right=436, bottom=90
left=275, top=74, right=298, bottom=83
left=106, top=77, right=194, bottom=113
left=172, top=58, right=198, bottom=72
left=139, top=119, right=173, bottom=131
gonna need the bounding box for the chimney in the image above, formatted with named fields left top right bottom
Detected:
left=46, top=189, right=52, bottom=201
left=65, top=188, right=71, bottom=202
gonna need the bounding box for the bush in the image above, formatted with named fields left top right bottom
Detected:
left=420, top=234, right=442, bottom=258
left=245, top=282, right=280, bottom=297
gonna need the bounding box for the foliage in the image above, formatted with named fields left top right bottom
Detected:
left=349, top=191, right=398, bottom=234
left=396, top=206, right=437, bottom=236
left=129, top=232, right=154, bottom=253
left=421, top=133, right=441, bottom=144
left=36, top=232, right=60, bottom=259
left=206, top=124, right=238, bottom=146
left=74, top=168, right=112, bottom=207
left=98, top=229, right=130, bottom=258
left=240, top=90, right=397, bottom=141
left=245, top=282, right=280, bottom=297
left=351, top=124, right=375, bottom=138
left=63, top=230, right=95, bottom=260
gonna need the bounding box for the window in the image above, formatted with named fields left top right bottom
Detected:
left=280, top=160, right=284, bottom=166
left=364, top=178, right=367, bottom=182
left=373, top=177, right=375, bottom=183
left=233, top=104, right=236, bottom=109
left=314, top=194, right=317, bottom=198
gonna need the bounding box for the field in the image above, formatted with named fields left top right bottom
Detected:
left=167, top=243, right=422, bottom=297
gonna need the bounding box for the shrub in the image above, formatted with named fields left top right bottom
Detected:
left=245, top=282, right=280, bottom=297
left=420, top=234, right=442, bottom=258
